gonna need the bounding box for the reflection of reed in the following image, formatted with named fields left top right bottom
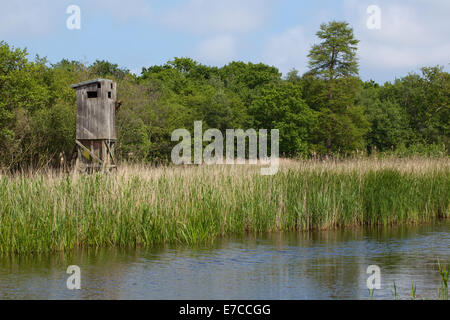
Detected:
left=0, top=221, right=448, bottom=299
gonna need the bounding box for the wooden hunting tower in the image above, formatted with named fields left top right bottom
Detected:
left=71, top=79, right=117, bottom=171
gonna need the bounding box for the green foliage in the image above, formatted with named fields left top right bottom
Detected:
left=305, top=22, right=369, bottom=154
left=89, top=59, right=129, bottom=79
left=390, top=143, right=448, bottom=158
left=313, top=105, right=369, bottom=154
left=116, top=112, right=151, bottom=161
left=361, top=91, right=411, bottom=152
left=33, top=102, right=76, bottom=157
left=307, top=21, right=359, bottom=81
left=0, top=18, right=449, bottom=169
left=438, top=261, right=448, bottom=300
left=249, top=82, right=317, bottom=156
left=390, top=281, right=399, bottom=300
left=386, top=66, right=449, bottom=148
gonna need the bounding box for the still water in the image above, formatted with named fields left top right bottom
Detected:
left=0, top=221, right=449, bottom=300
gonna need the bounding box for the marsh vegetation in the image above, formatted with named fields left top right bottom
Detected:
left=0, top=157, right=448, bottom=254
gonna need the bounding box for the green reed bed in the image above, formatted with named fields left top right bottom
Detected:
left=0, top=158, right=448, bottom=254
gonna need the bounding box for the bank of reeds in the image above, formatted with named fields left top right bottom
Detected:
left=0, top=158, right=448, bottom=254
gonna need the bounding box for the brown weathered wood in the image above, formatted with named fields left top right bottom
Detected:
left=75, top=140, right=103, bottom=164
left=104, top=140, right=116, bottom=165
left=72, top=79, right=117, bottom=172
left=73, top=79, right=117, bottom=140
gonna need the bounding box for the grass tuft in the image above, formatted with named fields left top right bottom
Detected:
left=0, top=158, right=448, bottom=254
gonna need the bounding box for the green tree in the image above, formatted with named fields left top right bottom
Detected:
left=285, top=68, right=301, bottom=84
left=358, top=80, right=411, bottom=152
left=219, top=61, right=281, bottom=107
left=90, top=60, right=129, bottom=79
left=0, top=41, right=29, bottom=162
left=116, top=112, right=150, bottom=161
left=306, top=21, right=368, bottom=154
left=308, top=21, right=359, bottom=82
left=379, top=66, right=449, bottom=149
left=250, top=82, right=317, bottom=156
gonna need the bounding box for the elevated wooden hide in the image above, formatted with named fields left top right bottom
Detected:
left=71, top=79, right=117, bottom=172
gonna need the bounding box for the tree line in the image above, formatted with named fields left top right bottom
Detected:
left=0, top=21, right=448, bottom=169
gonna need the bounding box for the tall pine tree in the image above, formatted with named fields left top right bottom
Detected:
left=306, top=21, right=368, bottom=154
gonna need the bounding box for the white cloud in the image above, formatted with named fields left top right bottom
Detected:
left=2, top=0, right=448, bottom=82
left=262, top=26, right=312, bottom=75
left=260, top=0, right=450, bottom=79
left=161, top=0, right=272, bottom=35
left=0, top=0, right=153, bottom=37
left=360, top=43, right=450, bottom=69
left=195, top=35, right=237, bottom=65
left=410, top=0, right=450, bottom=9
left=0, top=0, right=61, bottom=36
left=85, top=0, right=152, bottom=23
left=344, top=0, right=450, bottom=69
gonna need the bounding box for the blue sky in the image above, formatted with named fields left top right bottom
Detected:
left=0, top=0, right=449, bottom=83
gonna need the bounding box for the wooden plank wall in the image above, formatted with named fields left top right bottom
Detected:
left=76, top=80, right=116, bottom=140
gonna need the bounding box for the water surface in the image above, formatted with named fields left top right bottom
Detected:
left=0, top=221, right=449, bottom=299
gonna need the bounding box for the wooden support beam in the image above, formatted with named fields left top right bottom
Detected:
left=104, top=140, right=116, bottom=165
left=102, top=140, right=107, bottom=170
left=75, top=140, right=103, bottom=164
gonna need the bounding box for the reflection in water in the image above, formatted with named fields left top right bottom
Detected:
left=0, top=221, right=449, bottom=299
